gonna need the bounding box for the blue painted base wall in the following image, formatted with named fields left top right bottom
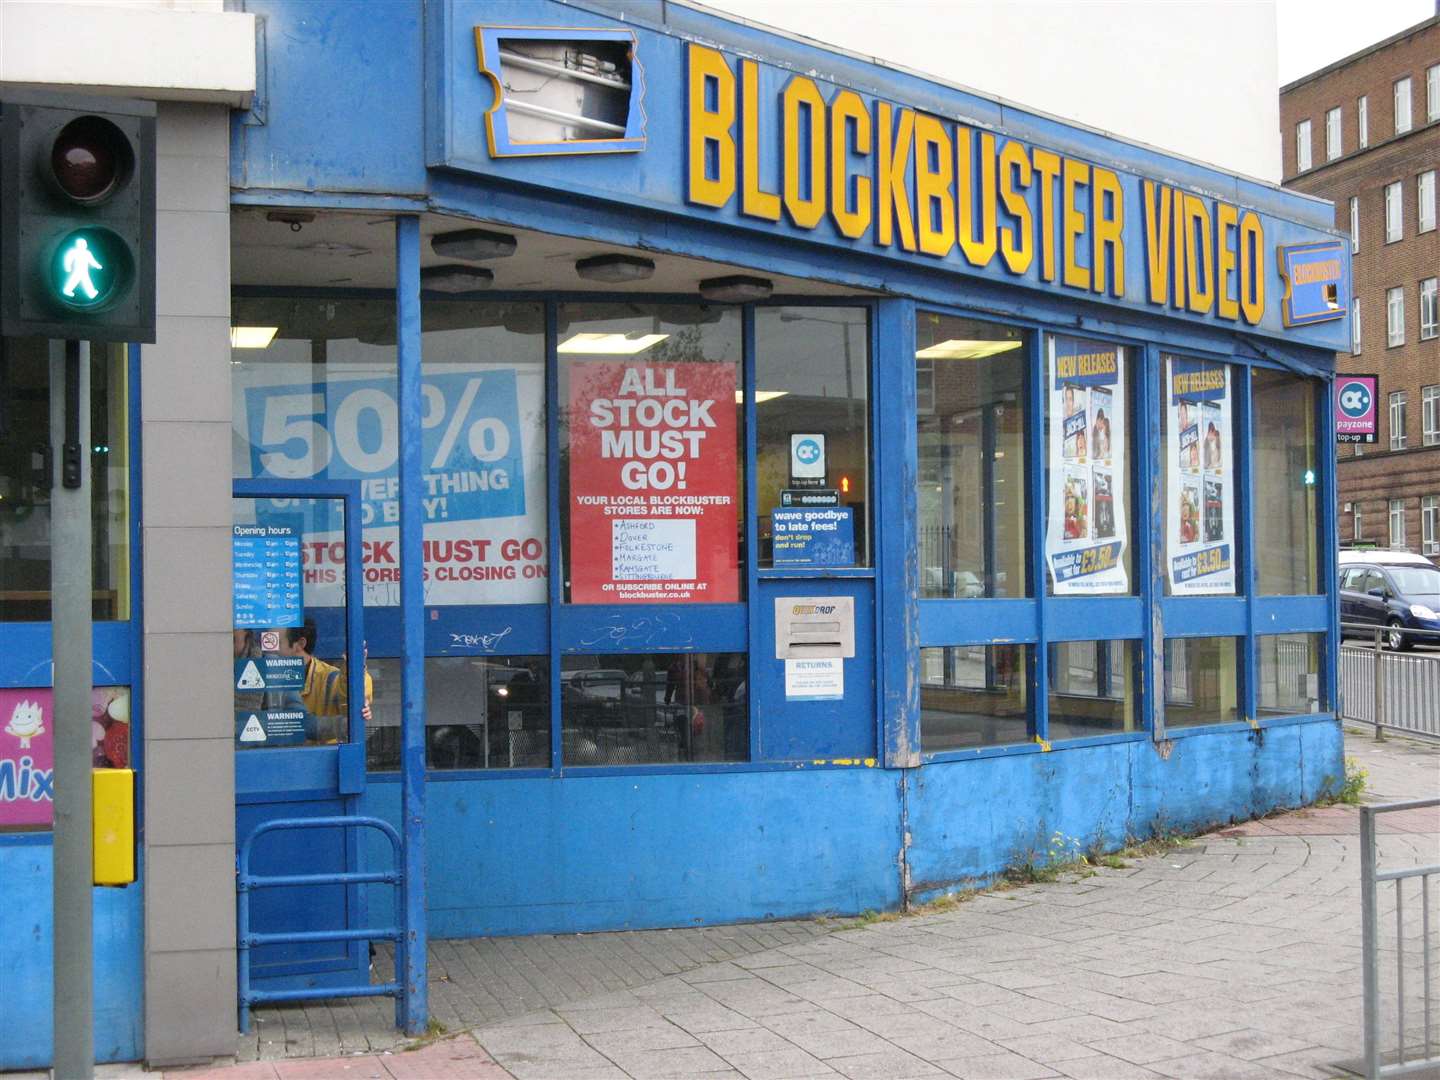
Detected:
left=358, top=718, right=1343, bottom=938
left=0, top=843, right=144, bottom=1069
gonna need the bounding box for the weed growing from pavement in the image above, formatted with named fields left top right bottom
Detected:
left=1318, top=756, right=1369, bottom=806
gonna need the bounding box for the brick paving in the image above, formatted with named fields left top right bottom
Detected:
left=145, top=729, right=1437, bottom=1079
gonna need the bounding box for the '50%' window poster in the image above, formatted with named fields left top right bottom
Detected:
left=1045, top=336, right=1128, bottom=594
left=1165, top=356, right=1235, bottom=594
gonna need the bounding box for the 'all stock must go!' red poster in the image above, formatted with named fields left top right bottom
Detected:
left=569, top=361, right=738, bottom=603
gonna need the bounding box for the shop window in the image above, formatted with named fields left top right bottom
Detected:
left=365, top=656, right=550, bottom=771
left=0, top=685, right=131, bottom=833
left=1162, top=636, right=1240, bottom=729
left=0, top=340, right=129, bottom=622
left=920, top=644, right=1029, bottom=752
left=915, top=313, right=1028, bottom=598
left=1252, top=369, right=1318, bottom=595
left=1159, top=355, right=1239, bottom=596
left=1047, top=640, right=1135, bottom=741
left=1044, top=335, right=1133, bottom=595
left=1257, top=634, right=1324, bottom=718
left=754, top=307, right=870, bottom=569
left=231, top=298, right=546, bottom=607
left=558, top=303, right=742, bottom=604
left=559, top=653, right=747, bottom=765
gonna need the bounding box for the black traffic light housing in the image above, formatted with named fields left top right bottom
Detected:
left=1, top=92, right=156, bottom=343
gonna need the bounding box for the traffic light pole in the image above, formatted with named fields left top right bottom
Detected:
left=51, top=338, right=94, bottom=1080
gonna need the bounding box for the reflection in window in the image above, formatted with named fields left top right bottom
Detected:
left=0, top=340, right=129, bottom=621
left=560, top=653, right=747, bottom=765
left=230, top=298, right=547, bottom=607
left=1163, top=637, right=1240, bottom=729
left=1257, top=634, right=1324, bottom=717
left=916, top=314, right=1028, bottom=598
left=1252, top=370, right=1318, bottom=595
left=557, top=304, right=743, bottom=603
left=920, top=644, right=1029, bottom=752
left=366, top=655, right=550, bottom=771
left=755, top=307, right=869, bottom=568
left=1047, top=640, right=1135, bottom=741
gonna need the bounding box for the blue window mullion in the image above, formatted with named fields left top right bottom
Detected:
left=1029, top=332, right=1048, bottom=743
left=1238, top=365, right=1258, bottom=723
left=1318, top=375, right=1339, bottom=711
left=743, top=305, right=759, bottom=763
left=1139, top=343, right=1163, bottom=738
left=545, top=300, right=563, bottom=774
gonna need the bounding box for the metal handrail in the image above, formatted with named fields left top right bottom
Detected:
left=236, top=815, right=405, bottom=1034
left=1360, top=798, right=1439, bottom=1079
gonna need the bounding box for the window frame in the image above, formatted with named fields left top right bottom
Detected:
left=1358, top=95, right=1369, bottom=148
left=1420, top=170, right=1437, bottom=234
left=1389, top=498, right=1406, bottom=550
left=1349, top=195, right=1359, bottom=254
left=1390, top=391, right=1409, bottom=450
left=1395, top=76, right=1413, bottom=135
left=1421, top=278, right=1439, bottom=342
left=1352, top=297, right=1362, bottom=355
left=1422, top=495, right=1439, bottom=557
left=1295, top=119, right=1312, bottom=173
left=1387, top=286, right=1406, bottom=347
left=1385, top=180, right=1404, bottom=243
left=1423, top=385, right=1440, bottom=446
left=1429, top=64, right=1439, bottom=124
left=1326, top=106, right=1342, bottom=161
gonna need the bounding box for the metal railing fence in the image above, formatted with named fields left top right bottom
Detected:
left=1361, top=798, right=1440, bottom=1079
left=1339, top=624, right=1440, bottom=741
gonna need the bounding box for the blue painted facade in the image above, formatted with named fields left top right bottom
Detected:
left=2, top=0, right=1352, bottom=1066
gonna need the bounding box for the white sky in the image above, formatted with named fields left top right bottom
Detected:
left=1277, top=0, right=1436, bottom=84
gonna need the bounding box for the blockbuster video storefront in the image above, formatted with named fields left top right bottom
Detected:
left=0, top=0, right=1355, bottom=1066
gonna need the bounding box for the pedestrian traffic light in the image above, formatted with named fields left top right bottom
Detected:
left=1, top=92, right=156, bottom=343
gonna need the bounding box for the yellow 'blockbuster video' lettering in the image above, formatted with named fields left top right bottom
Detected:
left=684, top=43, right=1267, bottom=324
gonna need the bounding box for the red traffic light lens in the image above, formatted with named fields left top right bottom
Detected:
left=51, top=116, right=131, bottom=203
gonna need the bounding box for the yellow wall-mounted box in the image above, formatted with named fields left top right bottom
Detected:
left=93, top=768, right=135, bottom=886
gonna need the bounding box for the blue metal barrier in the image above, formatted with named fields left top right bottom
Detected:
left=236, top=815, right=405, bottom=1034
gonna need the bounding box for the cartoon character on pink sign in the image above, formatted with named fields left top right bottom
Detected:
left=1, top=690, right=54, bottom=828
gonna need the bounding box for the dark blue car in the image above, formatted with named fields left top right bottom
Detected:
left=1339, top=554, right=1440, bottom=651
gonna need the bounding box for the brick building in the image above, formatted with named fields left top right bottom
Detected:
left=1280, top=15, right=1440, bottom=561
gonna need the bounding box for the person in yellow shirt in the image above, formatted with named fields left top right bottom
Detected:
left=280, top=620, right=373, bottom=743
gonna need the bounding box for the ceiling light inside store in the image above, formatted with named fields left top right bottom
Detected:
left=915, top=339, right=1023, bottom=360
left=574, top=254, right=655, bottom=283
left=230, top=326, right=278, bottom=349
left=557, top=332, right=669, bottom=355
left=700, top=275, right=773, bottom=303
left=431, top=228, right=518, bottom=261
left=735, top=390, right=789, bottom=403
left=421, top=265, right=495, bottom=293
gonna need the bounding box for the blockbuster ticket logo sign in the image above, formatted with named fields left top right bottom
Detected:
left=1335, top=374, right=1379, bottom=444
left=569, top=362, right=738, bottom=603
left=1277, top=240, right=1347, bottom=328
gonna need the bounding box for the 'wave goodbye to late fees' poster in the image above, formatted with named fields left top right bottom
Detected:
left=1045, top=337, right=1129, bottom=594
left=1165, top=356, right=1235, bottom=594
left=569, top=361, right=739, bottom=603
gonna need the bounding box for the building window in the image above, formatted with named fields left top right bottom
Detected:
left=1387, top=286, right=1406, bottom=347
left=1358, top=95, right=1369, bottom=148
left=755, top=306, right=871, bottom=569
left=1428, top=64, right=1439, bottom=123
left=916, top=314, right=1029, bottom=598
left=1326, top=107, right=1342, bottom=160
left=1162, top=637, right=1240, bottom=729
left=1295, top=119, right=1311, bottom=172
left=1048, top=640, right=1136, bottom=741
left=0, top=341, right=130, bottom=622
left=1420, top=170, right=1436, bottom=233
left=920, top=645, right=1029, bottom=752
left=557, top=303, right=743, bottom=604
left=1354, top=504, right=1364, bottom=541
left=560, top=654, right=748, bottom=765
left=1253, top=370, right=1318, bottom=595
left=1258, top=634, right=1324, bottom=717
left=1423, top=384, right=1439, bottom=446
left=1349, top=195, right=1360, bottom=253
left=1422, top=277, right=1438, bottom=341
left=1390, top=498, right=1406, bottom=549
left=1352, top=297, right=1362, bottom=355
left=1395, top=76, right=1412, bottom=135
left=1385, top=180, right=1403, bottom=242
left=1422, top=495, right=1439, bottom=556
left=1390, top=391, right=1408, bottom=450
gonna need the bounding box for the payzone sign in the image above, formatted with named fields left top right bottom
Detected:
left=241, top=367, right=546, bottom=605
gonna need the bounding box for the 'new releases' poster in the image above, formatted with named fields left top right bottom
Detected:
left=1045, top=337, right=1129, bottom=594
left=1165, top=356, right=1235, bottom=594
left=569, top=362, right=739, bottom=603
